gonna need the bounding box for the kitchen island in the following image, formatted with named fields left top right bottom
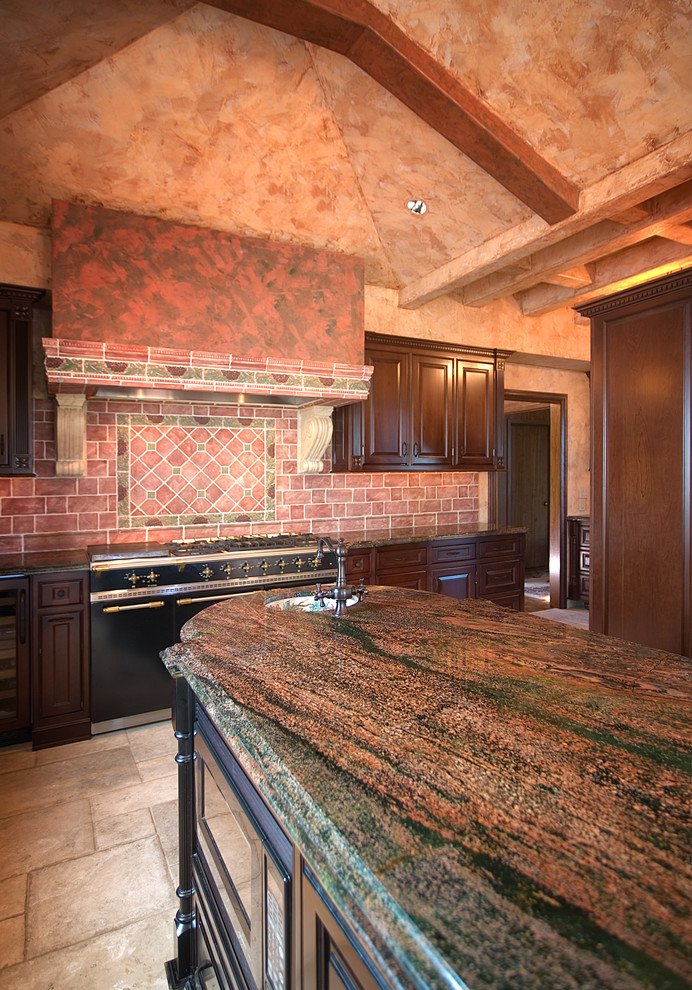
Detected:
left=162, top=586, right=691, bottom=990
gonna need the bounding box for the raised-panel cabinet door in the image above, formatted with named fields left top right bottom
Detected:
left=35, top=610, right=85, bottom=719
left=411, top=354, right=453, bottom=466
left=455, top=359, right=495, bottom=468
left=362, top=347, right=410, bottom=468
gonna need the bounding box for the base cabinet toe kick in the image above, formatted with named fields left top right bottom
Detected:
left=167, top=677, right=387, bottom=990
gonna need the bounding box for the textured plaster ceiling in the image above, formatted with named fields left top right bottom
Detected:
left=1, top=0, right=691, bottom=313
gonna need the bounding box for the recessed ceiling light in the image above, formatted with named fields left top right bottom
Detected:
left=407, top=199, right=427, bottom=215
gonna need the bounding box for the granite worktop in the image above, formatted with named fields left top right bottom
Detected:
left=166, top=587, right=691, bottom=990
left=340, top=523, right=526, bottom=549
left=0, top=547, right=88, bottom=577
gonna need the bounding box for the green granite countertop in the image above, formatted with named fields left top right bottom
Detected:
left=162, top=587, right=691, bottom=990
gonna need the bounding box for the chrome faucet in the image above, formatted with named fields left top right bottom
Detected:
left=314, top=537, right=367, bottom=616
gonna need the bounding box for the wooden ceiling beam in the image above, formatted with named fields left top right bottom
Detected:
left=516, top=238, right=692, bottom=316
left=399, top=134, right=692, bottom=308
left=660, top=223, right=692, bottom=246
left=541, top=266, right=592, bottom=288
left=459, top=180, right=692, bottom=307
left=208, top=0, right=580, bottom=224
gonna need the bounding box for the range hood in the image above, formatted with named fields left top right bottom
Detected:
left=43, top=337, right=373, bottom=476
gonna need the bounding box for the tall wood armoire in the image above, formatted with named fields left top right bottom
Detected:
left=580, top=268, right=692, bottom=658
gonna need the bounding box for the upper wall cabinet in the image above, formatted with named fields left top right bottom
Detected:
left=0, top=285, right=43, bottom=477
left=332, top=334, right=509, bottom=472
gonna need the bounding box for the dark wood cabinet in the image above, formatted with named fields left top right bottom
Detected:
left=348, top=532, right=524, bottom=609
left=0, top=284, right=42, bottom=476
left=0, top=577, right=31, bottom=740
left=411, top=352, right=453, bottom=467
left=581, top=268, right=692, bottom=656
left=362, top=344, right=410, bottom=468
left=31, top=570, right=91, bottom=749
left=567, top=517, right=589, bottom=605
left=333, top=334, right=508, bottom=472
left=455, top=357, right=496, bottom=468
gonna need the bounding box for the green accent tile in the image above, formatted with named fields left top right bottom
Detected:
left=172, top=467, right=181, bottom=475
left=197, top=442, right=206, bottom=451
left=147, top=442, right=156, bottom=451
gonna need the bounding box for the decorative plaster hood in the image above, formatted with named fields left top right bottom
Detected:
left=43, top=337, right=373, bottom=476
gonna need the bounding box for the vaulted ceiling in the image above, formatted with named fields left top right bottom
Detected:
left=1, top=0, right=691, bottom=315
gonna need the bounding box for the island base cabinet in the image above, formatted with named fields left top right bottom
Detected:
left=168, top=680, right=390, bottom=990
left=301, top=867, right=383, bottom=990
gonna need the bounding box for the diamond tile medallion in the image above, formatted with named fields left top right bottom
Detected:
left=117, top=413, right=275, bottom=527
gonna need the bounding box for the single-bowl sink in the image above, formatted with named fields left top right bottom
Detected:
left=266, top=594, right=358, bottom=612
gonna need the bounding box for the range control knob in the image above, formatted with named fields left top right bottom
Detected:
left=260, top=560, right=270, bottom=573
left=277, top=558, right=287, bottom=571
left=294, top=556, right=305, bottom=570
left=241, top=561, right=252, bottom=574
left=221, top=564, right=234, bottom=577
left=146, top=570, right=159, bottom=585
left=309, top=555, right=322, bottom=569
left=200, top=565, right=214, bottom=581
left=125, top=571, right=139, bottom=586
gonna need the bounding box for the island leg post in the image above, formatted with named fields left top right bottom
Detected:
left=165, top=670, right=197, bottom=988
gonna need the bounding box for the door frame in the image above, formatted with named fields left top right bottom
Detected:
left=490, top=389, right=567, bottom=608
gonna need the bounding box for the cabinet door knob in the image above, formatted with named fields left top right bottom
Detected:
left=401, top=441, right=408, bottom=457
left=413, top=442, right=419, bottom=458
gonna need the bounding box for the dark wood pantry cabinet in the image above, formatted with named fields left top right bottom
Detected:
left=332, top=334, right=508, bottom=472
left=581, top=267, right=692, bottom=657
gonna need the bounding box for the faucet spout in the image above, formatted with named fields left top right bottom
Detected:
left=314, top=536, right=367, bottom=616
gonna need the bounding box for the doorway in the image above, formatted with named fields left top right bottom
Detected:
left=492, top=390, right=567, bottom=609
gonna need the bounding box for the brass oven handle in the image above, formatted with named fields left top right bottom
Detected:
left=102, top=601, right=166, bottom=613
left=177, top=592, right=254, bottom=606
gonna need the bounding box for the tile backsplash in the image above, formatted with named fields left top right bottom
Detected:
left=0, top=396, right=480, bottom=552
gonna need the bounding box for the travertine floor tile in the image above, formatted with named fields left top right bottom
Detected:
left=0, top=745, right=36, bottom=775
left=0, top=747, right=139, bottom=819
left=0, top=873, right=27, bottom=920
left=151, top=800, right=179, bottom=882
left=2, top=909, right=172, bottom=988
left=26, top=837, right=176, bottom=957
left=0, top=799, right=93, bottom=881
left=94, top=807, right=155, bottom=851
left=34, top=731, right=129, bottom=766
left=91, top=772, right=178, bottom=822
left=137, top=752, right=177, bottom=782
left=127, top=721, right=176, bottom=764
left=0, top=913, right=24, bottom=970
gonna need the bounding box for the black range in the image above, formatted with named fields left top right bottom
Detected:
left=88, top=534, right=338, bottom=732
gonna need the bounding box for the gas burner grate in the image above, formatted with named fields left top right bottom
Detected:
left=166, top=533, right=320, bottom=555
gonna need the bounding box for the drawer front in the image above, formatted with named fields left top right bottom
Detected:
left=378, top=570, right=428, bottom=591
left=484, top=591, right=523, bottom=611
left=346, top=551, right=372, bottom=579
left=580, top=550, right=590, bottom=572
left=478, top=536, right=523, bottom=560
left=37, top=578, right=84, bottom=609
left=580, top=525, right=590, bottom=548
left=376, top=545, right=428, bottom=572
left=430, top=542, right=476, bottom=565
left=479, top=560, right=523, bottom=596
